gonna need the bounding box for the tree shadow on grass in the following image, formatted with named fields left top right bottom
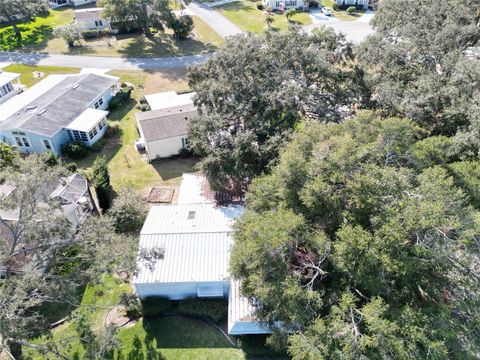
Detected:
left=237, top=335, right=289, bottom=360
left=150, top=156, right=199, bottom=182
left=217, top=1, right=252, bottom=11
left=117, top=33, right=216, bottom=58
left=0, top=24, right=54, bottom=51
left=142, top=316, right=233, bottom=349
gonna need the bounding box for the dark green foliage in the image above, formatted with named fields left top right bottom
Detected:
left=168, top=15, right=194, bottom=39
left=119, top=292, right=141, bottom=319
left=108, top=188, right=147, bottom=233
left=0, top=0, right=49, bottom=41
left=108, top=88, right=132, bottom=110
left=81, top=28, right=112, bottom=39
left=187, top=29, right=365, bottom=191
left=177, top=298, right=228, bottom=323
left=61, top=141, right=90, bottom=160
left=0, top=142, right=17, bottom=168
left=65, top=162, right=78, bottom=173
left=357, top=0, right=480, bottom=140
left=257, top=3, right=264, bottom=10
left=140, top=297, right=172, bottom=316
left=231, top=111, right=480, bottom=359
left=42, top=151, right=59, bottom=167
left=91, top=156, right=111, bottom=211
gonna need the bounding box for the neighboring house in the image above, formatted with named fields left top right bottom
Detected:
left=135, top=94, right=196, bottom=161
left=334, top=0, right=369, bottom=9
left=0, top=173, right=96, bottom=275
left=50, top=0, right=96, bottom=8
left=0, top=70, right=22, bottom=105
left=132, top=175, right=271, bottom=335
left=74, top=8, right=111, bottom=30
left=0, top=73, right=118, bottom=155
left=263, top=0, right=306, bottom=11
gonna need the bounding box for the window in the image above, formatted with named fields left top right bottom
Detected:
left=98, top=118, right=107, bottom=130
left=72, top=130, right=88, bottom=142
left=15, top=137, right=23, bottom=147
left=22, top=137, right=30, bottom=147
left=43, top=140, right=52, bottom=150
left=95, top=20, right=103, bottom=27
left=66, top=129, right=74, bottom=141
left=181, top=137, right=189, bottom=148
left=94, top=97, right=104, bottom=109
left=88, top=127, right=98, bottom=140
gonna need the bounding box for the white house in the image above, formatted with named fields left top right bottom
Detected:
left=0, top=72, right=118, bottom=155
left=0, top=70, right=22, bottom=105
left=334, top=0, right=369, bottom=9
left=135, top=93, right=196, bottom=161
left=74, top=8, right=111, bottom=30
left=263, top=0, right=306, bottom=11
left=133, top=175, right=271, bottom=335
left=50, top=0, right=96, bottom=8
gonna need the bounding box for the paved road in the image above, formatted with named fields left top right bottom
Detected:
left=187, top=1, right=243, bottom=38
left=0, top=51, right=211, bottom=70
left=306, top=9, right=375, bottom=43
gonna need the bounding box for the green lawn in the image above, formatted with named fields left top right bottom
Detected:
left=320, top=0, right=366, bottom=21
left=43, top=16, right=223, bottom=58
left=72, top=69, right=197, bottom=192
left=3, top=64, right=80, bottom=87
left=0, top=7, right=75, bottom=51
left=216, top=1, right=312, bottom=33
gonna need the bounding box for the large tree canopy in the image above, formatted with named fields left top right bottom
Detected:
left=357, top=0, right=480, bottom=150
left=187, top=29, right=369, bottom=191
left=231, top=111, right=480, bottom=359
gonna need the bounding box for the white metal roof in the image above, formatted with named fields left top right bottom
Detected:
left=66, top=108, right=108, bottom=132
left=140, top=203, right=243, bottom=235
left=145, top=91, right=194, bottom=111
left=0, top=71, right=20, bottom=88
left=134, top=232, right=232, bottom=284
left=177, top=173, right=211, bottom=205
left=228, top=279, right=270, bottom=334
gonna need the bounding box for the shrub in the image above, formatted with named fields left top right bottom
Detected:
left=0, top=143, right=17, bottom=169
left=91, top=156, right=111, bottom=211
left=61, top=141, right=89, bottom=160
left=66, top=162, right=78, bottom=172
left=177, top=298, right=228, bottom=323
left=108, top=88, right=132, bottom=110
left=91, top=139, right=105, bottom=153
left=108, top=187, right=147, bottom=233
left=346, top=6, right=356, bottom=14
left=54, top=23, right=82, bottom=47
left=141, top=296, right=172, bottom=317
left=42, top=151, right=59, bottom=166
left=257, top=3, right=264, bottom=10
left=308, top=0, right=318, bottom=7
left=178, top=146, right=192, bottom=158
left=168, top=15, right=194, bottom=39
left=119, top=292, right=141, bottom=319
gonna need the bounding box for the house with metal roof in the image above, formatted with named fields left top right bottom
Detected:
left=0, top=73, right=118, bottom=155
left=50, top=0, right=96, bottom=8
left=133, top=179, right=271, bottom=335
left=135, top=100, right=197, bottom=161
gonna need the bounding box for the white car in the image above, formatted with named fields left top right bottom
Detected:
left=321, top=7, right=332, bottom=16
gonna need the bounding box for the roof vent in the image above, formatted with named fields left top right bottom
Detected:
left=72, top=84, right=80, bottom=90
left=26, top=105, right=37, bottom=111
left=37, top=109, right=46, bottom=115
left=187, top=211, right=196, bottom=220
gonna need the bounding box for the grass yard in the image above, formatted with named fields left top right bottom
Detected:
left=73, top=69, right=197, bottom=192
left=320, top=0, right=366, bottom=21
left=43, top=16, right=222, bottom=58
left=216, top=1, right=312, bottom=33
left=24, top=276, right=280, bottom=359
left=0, top=7, right=74, bottom=51
left=3, top=64, right=80, bottom=87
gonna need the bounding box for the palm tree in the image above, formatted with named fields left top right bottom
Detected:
left=265, top=13, right=274, bottom=28
left=285, top=8, right=297, bottom=22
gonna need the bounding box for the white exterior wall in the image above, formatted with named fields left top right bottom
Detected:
left=145, top=135, right=186, bottom=161
left=77, top=18, right=111, bottom=30
left=335, top=0, right=369, bottom=9
left=264, top=0, right=306, bottom=10
left=134, top=281, right=229, bottom=300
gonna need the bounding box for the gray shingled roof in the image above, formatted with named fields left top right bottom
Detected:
left=0, top=74, right=116, bottom=137
left=136, top=104, right=197, bottom=142
left=75, top=8, right=104, bottom=21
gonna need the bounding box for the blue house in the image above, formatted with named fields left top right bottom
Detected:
left=0, top=73, right=118, bottom=155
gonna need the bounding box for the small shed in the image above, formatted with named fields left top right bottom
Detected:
left=135, top=103, right=197, bottom=161
left=75, top=8, right=111, bottom=30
